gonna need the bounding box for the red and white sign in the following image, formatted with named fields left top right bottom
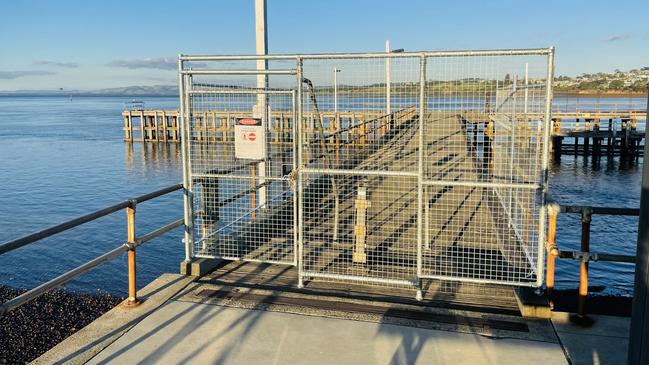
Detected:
left=235, top=118, right=265, bottom=160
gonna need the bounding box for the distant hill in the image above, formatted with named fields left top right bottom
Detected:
left=1, top=67, right=648, bottom=97
left=0, top=85, right=178, bottom=97
left=555, top=67, right=649, bottom=94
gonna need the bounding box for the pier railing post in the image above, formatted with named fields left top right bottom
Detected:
left=545, top=202, right=560, bottom=302
left=125, top=200, right=140, bottom=306
left=578, top=207, right=592, bottom=317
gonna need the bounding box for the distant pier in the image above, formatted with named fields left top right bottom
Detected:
left=550, top=110, right=646, bottom=160
left=122, top=109, right=387, bottom=144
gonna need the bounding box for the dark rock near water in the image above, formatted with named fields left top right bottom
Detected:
left=0, top=285, right=122, bottom=364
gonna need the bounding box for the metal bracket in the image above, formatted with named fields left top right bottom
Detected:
left=572, top=251, right=598, bottom=262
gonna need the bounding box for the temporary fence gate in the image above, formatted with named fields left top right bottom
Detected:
left=179, top=47, right=555, bottom=297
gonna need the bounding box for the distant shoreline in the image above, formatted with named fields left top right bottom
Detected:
left=555, top=91, right=648, bottom=98
left=1, top=92, right=646, bottom=98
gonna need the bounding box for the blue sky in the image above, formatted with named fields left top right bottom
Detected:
left=1, top=0, right=647, bottom=90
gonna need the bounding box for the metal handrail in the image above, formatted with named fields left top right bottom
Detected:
left=0, top=183, right=185, bottom=316
left=0, top=183, right=183, bottom=255
left=545, top=200, right=639, bottom=317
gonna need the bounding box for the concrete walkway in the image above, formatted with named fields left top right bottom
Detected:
left=33, top=274, right=631, bottom=365
left=552, top=312, right=630, bottom=365
left=87, top=300, right=566, bottom=365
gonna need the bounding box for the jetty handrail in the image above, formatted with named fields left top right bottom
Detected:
left=0, top=183, right=185, bottom=316
left=545, top=200, right=639, bottom=317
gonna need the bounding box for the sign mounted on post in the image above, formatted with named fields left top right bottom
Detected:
left=235, top=118, right=266, bottom=160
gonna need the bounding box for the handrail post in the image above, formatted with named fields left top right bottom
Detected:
left=125, top=200, right=140, bottom=307
left=546, top=201, right=560, bottom=303
left=578, top=207, right=592, bottom=317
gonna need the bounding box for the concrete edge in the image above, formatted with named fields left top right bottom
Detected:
left=30, top=273, right=196, bottom=365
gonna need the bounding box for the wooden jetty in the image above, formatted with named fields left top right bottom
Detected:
left=123, top=108, right=646, bottom=162
left=550, top=112, right=646, bottom=160
left=122, top=109, right=386, bottom=144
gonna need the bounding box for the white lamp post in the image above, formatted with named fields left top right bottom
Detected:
left=385, top=40, right=404, bottom=116
left=334, top=68, right=341, bottom=114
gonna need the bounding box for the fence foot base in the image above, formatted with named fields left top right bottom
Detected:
left=415, top=290, right=423, bottom=301
left=569, top=313, right=595, bottom=327
left=180, top=258, right=223, bottom=277
left=514, top=287, right=551, bottom=318
left=122, top=298, right=142, bottom=308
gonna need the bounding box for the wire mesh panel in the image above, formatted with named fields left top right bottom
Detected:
left=180, top=62, right=299, bottom=265
left=421, top=53, right=551, bottom=286
left=299, top=56, right=421, bottom=287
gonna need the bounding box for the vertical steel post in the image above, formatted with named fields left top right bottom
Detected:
left=509, top=76, right=518, bottom=214
left=178, top=57, right=194, bottom=263
left=126, top=202, right=139, bottom=306
left=416, top=54, right=426, bottom=300
left=292, top=90, right=298, bottom=267
left=628, top=84, right=649, bottom=365
left=297, top=58, right=305, bottom=288
left=536, top=47, right=555, bottom=286
left=255, top=0, right=268, bottom=209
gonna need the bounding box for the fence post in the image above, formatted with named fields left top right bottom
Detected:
left=578, top=207, right=592, bottom=317
left=415, top=54, right=426, bottom=301
left=126, top=201, right=140, bottom=306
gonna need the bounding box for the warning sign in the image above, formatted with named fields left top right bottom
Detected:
left=235, top=118, right=266, bottom=160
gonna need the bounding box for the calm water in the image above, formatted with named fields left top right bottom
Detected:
left=0, top=96, right=644, bottom=296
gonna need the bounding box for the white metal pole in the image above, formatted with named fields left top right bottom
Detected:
left=334, top=68, right=339, bottom=114
left=386, top=40, right=391, bottom=116
left=255, top=0, right=268, bottom=208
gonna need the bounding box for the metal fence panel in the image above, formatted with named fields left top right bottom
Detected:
left=420, top=54, right=551, bottom=286
left=180, top=63, right=299, bottom=265
left=179, top=48, right=554, bottom=292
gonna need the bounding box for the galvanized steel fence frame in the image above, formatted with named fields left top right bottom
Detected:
left=178, top=47, right=555, bottom=295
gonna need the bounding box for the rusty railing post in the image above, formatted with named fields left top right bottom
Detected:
left=578, top=207, right=592, bottom=317
left=126, top=200, right=140, bottom=306
left=546, top=201, right=560, bottom=303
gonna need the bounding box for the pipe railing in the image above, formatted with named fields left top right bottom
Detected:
left=545, top=200, right=639, bottom=317
left=0, top=183, right=184, bottom=316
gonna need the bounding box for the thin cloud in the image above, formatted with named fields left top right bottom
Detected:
left=0, top=70, right=56, bottom=79
left=107, top=57, right=177, bottom=70
left=601, top=34, right=630, bottom=43
left=32, top=60, right=79, bottom=68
